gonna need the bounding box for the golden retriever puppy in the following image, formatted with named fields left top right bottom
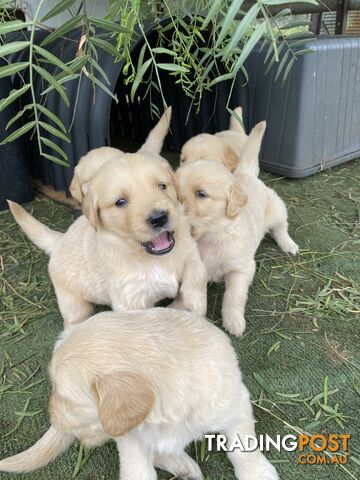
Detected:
left=70, top=107, right=172, bottom=202
left=177, top=125, right=298, bottom=336
left=8, top=152, right=207, bottom=327
left=0, top=308, right=279, bottom=480
left=180, top=106, right=250, bottom=172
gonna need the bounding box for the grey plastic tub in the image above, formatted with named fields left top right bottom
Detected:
left=246, top=36, right=360, bottom=178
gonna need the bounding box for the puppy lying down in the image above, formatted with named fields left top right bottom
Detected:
left=0, top=308, right=279, bottom=480
left=177, top=123, right=298, bottom=336
left=8, top=111, right=207, bottom=327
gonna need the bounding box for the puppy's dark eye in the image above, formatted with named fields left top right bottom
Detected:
left=158, top=182, right=167, bottom=191
left=114, top=198, right=128, bottom=207
left=195, top=190, right=208, bottom=198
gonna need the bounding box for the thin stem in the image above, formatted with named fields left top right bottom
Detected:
left=28, top=0, right=48, bottom=156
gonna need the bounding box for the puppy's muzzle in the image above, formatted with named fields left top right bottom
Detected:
left=147, top=210, right=169, bottom=230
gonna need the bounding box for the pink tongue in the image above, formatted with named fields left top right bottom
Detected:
left=152, top=231, right=171, bottom=251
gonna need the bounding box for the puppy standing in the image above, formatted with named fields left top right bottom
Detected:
left=177, top=123, right=298, bottom=336
left=0, top=308, right=279, bottom=480
left=8, top=112, right=207, bottom=327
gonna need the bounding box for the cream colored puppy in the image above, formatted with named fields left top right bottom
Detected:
left=9, top=152, right=206, bottom=328
left=181, top=106, right=250, bottom=172
left=0, top=308, right=279, bottom=480
left=70, top=107, right=172, bottom=202
left=177, top=125, right=298, bottom=336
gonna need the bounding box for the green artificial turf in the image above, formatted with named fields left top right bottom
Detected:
left=0, top=158, right=359, bottom=480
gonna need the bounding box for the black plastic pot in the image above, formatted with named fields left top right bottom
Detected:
left=0, top=64, right=33, bottom=210
left=5, top=24, right=249, bottom=193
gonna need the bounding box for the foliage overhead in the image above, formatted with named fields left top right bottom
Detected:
left=0, top=0, right=315, bottom=165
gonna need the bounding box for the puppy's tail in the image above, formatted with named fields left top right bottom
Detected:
left=140, top=106, right=172, bottom=155
left=0, top=426, right=74, bottom=473
left=234, top=121, right=266, bottom=178
left=8, top=200, right=62, bottom=255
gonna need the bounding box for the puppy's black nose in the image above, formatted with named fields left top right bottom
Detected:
left=148, top=210, right=168, bottom=229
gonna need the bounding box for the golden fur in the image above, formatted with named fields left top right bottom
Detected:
left=177, top=123, right=298, bottom=336
left=0, top=308, right=279, bottom=480
left=70, top=107, right=172, bottom=203
left=8, top=112, right=207, bottom=327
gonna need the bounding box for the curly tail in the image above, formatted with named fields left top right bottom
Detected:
left=8, top=200, right=62, bottom=255
left=0, top=426, right=73, bottom=473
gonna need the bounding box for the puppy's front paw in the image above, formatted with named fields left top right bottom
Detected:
left=223, top=312, right=246, bottom=337
left=284, top=238, right=299, bottom=255
left=236, top=455, right=279, bottom=480
left=279, top=236, right=299, bottom=255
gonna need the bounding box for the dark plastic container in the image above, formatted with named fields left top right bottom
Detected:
left=0, top=67, right=33, bottom=210
left=245, top=36, right=360, bottom=177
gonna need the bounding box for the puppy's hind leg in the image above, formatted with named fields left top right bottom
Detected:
left=223, top=383, right=279, bottom=480
left=54, top=285, right=94, bottom=328
left=222, top=262, right=256, bottom=337
left=116, top=436, right=157, bottom=480
left=155, top=451, right=203, bottom=480
left=265, top=190, right=299, bottom=255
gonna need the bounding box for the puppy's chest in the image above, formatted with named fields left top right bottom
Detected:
left=112, top=263, right=179, bottom=308
left=198, top=235, right=229, bottom=281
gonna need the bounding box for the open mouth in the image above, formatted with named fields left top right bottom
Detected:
left=141, top=231, right=175, bottom=256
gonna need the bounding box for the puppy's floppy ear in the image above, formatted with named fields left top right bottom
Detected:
left=93, top=372, right=154, bottom=437
left=82, top=192, right=100, bottom=230
left=69, top=174, right=83, bottom=203
left=223, top=146, right=240, bottom=172
left=168, top=168, right=181, bottom=201
left=226, top=180, right=247, bottom=218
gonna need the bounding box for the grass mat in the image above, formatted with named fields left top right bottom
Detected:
left=0, top=158, right=359, bottom=480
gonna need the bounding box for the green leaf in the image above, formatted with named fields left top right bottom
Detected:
left=223, top=4, right=259, bottom=56
left=131, top=58, right=152, bottom=102
left=33, top=65, right=69, bottom=107
left=40, top=136, right=68, bottom=160
left=207, top=72, right=234, bottom=88
left=92, top=59, right=110, bottom=85
left=1, top=121, right=36, bottom=144
left=40, top=15, right=84, bottom=47
left=151, top=47, right=177, bottom=57
left=217, top=0, right=245, bottom=46
left=41, top=73, right=80, bottom=96
left=157, top=63, right=189, bottom=73
left=41, top=0, right=78, bottom=22
left=275, top=50, right=290, bottom=81
left=0, top=20, right=31, bottom=35
left=87, top=73, right=118, bottom=103
left=0, top=41, right=30, bottom=58
left=42, top=153, right=69, bottom=167
left=39, top=121, right=70, bottom=143
left=203, top=0, right=222, bottom=28
left=37, top=103, right=67, bottom=133
left=233, top=21, right=267, bottom=72
left=91, top=37, right=120, bottom=58
left=0, top=84, right=30, bottom=112
left=89, top=18, right=130, bottom=34
left=6, top=104, right=33, bottom=130
left=0, top=62, right=29, bottom=79
left=33, top=45, right=73, bottom=74
left=281, top=57, right=295, bottom=85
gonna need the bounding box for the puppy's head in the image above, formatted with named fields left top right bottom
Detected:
left=180, top=133, right=240, bottom=172
left=83, top=153, right=181, bottom=256
left=70, top=147, right=123, bottom=203
left=176, top=160, right=247, bottom=234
